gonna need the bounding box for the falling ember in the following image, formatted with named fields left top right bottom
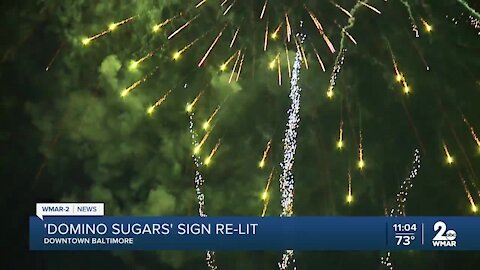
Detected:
left=120, top=66, right=159, bottom=97
left=421, top=18, right=433, bottom=32
left=168, top=15, right=199, bottom=40
left=306, top=8, right=336, bottom=53
left=194, top=130, right=211, bottom=155
left=196, top=0, right=207, bottom=8
left=463, top=116, right=480, bottom=151
left=459, top=174, right=478, bottom=213
left=153, top=15, right=178, bottom=32
left=260, top=0, right=268, bottom=19
left=285, top=13, right=292, bottom=42
left=229, top=50, right=242, bottom=83
left=203, top=106, right=221, bottom=130
left=312, top=46, right=326, bottom=72
left=277, top=55, right=282, bottom=86
left=235, top=51, right=245, bottom=82
left=271, top=23, right=282, bottom=39
left=222, top=0, right=235, bottom=16
left=343, top=29, right=357, bottom=45
left=261, top=168, right=274, bottom=217
left=331, top=1, right=353, bottom=18
left=264, top=21, right=269, bottom=51
left=346, top=171, right=353, bottom=204
left=360, top=1, right=382, bottom=14
left=147, top=89, right=172, bottom=115
left=204, top=140, right=222, bottom=166
left=328, top=48, right=346, bottom=99
left=337, top=121, right=344, bottom=149
left=186, top=91, right=204, bottom=112
left=82, top=16, right=135, bottom=45
left=173, top=38, right=200, bottom=60
left=198, top=28, right=224, bottom=67
left=285, top=44, right=292, bottom=78
left=358, top=131, right=365, bottom=169
left=230, top=28, right=240, bottom=48
left=259, top=139, right=272, bottom=168
left=443, top=143, right=454, bottom=165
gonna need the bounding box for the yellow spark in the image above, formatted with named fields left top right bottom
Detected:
left=153, top=16, right=177, bottom=33
left=198, top=28, right=224, bottom=67
left=194, top=130, right=211, bottom=154
left=346, top=194, right=353, bottom=203
left=358, top=131, right=365, bottom=170
left=261, top=168, right=275, bottom=216
left=82, top=38, right=91, bottom=46
left=168, top=15, right=198, bottom=40
left=443, top=143, right=454, bottom=165
left=327, top=86, right=334, bottom=99
left=173, top=38, right=200, bottom=61
left=403, top=84, right=411, bottom=94
left=230, top=27, right=240, bottom=48
left=120, top=66, right=159, bottom=97
left=346, top=170, right=353, bottom=204
left=271, top=23, right=282, bottom=40
left=269, top=58, right=277, bottom=70
left=108, top=23, right=118, bottom=31
left=147, top=89, right=172, bottom=115
left=82, top=16, right=135, bottom=45
left=173, top=51, right=182, bottom=60
left=186, top=91, right=203, bottom=112
left=262, top=191, right=269, bottom=201
left=203, top=106, right=221, bottom=130
left=421, top=18, right=433, bottom=32
left=130, top=60, right=140, bottom=70
left=260, top=0, right=268, bottom=19
left=220, top=52, right=238, bottom=71
left=396, top=73, right=403, bottom=82
left=337, top=121, right=344, bottom=149
left=204, top=140, right=221, bottom=166
left=259, top=139, right=272, bottom=168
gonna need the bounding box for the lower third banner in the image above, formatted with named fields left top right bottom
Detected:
left=29, top=216, right=480, bottom=250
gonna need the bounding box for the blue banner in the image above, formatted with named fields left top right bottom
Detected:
left=29, top=216, right=480, bottom=250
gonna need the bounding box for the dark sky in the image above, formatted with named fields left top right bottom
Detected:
left=2, top=0, right=480, bottom=269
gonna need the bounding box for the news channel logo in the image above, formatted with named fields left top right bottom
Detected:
left=432, top=221, right=456, bottom=247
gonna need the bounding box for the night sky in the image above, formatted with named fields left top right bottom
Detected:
left=2, top=0, right=480, bottom=269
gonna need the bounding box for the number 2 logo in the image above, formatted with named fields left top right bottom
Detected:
left=433, top=221, right=456, bottom=241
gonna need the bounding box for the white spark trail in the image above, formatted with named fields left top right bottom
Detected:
left=278, top=32, right=305, bottom=270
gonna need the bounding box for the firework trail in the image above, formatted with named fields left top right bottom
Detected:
left=381, top=149, right=421, bottom=269
left=278, top=32, right=305, bottom=270
left=188, top=108, right=217, bottom=269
